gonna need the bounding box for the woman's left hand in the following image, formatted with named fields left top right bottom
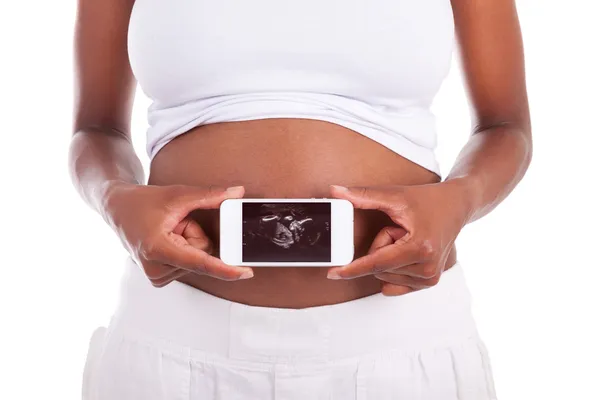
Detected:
left=327, top=181, right=472, bottom=296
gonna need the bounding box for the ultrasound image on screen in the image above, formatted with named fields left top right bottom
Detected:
left=242, top=202, right=331, bottom=262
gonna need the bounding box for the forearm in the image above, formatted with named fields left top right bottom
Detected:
left=444, top=122, right=533, bottom=225
left=68, top=127, right=145, bottom=219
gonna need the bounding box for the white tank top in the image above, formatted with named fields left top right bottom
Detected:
left=128, top=0, right=455, bottom=175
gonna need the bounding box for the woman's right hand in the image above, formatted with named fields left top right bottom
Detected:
left=101, top=182, right=254, bottom=287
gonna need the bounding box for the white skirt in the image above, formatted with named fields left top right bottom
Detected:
left=82, top=257, right=497, bottom=400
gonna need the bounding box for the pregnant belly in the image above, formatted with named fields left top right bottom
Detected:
left=148, top=118, right=451, bottom=308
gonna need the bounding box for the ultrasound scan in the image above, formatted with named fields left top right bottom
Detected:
left=242, top=202, right=331, bottom=262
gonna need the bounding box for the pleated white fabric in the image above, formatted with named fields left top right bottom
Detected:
left=82, top=257, right=496, bottom=400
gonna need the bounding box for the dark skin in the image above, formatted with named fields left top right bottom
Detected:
left=70, top=0, right=531, bottom=307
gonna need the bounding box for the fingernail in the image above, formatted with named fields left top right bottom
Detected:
left=239, top=270, right=254, bottom=280
left=226, top=186, right=244, bottom=195
left=330, top=185, right=349, bottom=192
left=327, top=270, right=342, bottom=280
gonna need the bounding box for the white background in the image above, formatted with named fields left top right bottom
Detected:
left=1, top=0, right=599, bottom=399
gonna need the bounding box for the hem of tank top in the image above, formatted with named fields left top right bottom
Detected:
left=146, top=115, right=442, bottom=177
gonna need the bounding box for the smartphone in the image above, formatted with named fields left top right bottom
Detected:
left=220, top=198, right=354, bottom=266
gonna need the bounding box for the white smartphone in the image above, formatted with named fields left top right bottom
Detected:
left=220, top=198, right=354, bottom=267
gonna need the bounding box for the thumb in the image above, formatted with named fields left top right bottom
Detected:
left=174, top=185, right=245, bottom=211
left=329, top=185, right=400, bottom=213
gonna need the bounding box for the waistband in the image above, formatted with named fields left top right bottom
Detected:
left=110, top=256, right=478, bottom=363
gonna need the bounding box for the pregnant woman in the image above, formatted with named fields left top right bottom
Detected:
left=71, top=0, right=531, bottom=398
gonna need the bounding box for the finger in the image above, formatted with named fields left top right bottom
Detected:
left=173, top=218, right=214, bottom=254
left=384, top=262, right=439, bottom=279
left=376, top=272, right=437, bottom=297
left=151, top=267, right=190, bottom=288
left=143, top=260, right=180, bottom=280
left=187, top=236, right=214, bottom=255
left=367, top=226, right=409, bottom=254
left=173, top=185, right=245, bottom=211
left=379, top=268, right=442, bottom=296
left=327, top=239, right=424, bottom=279
left=381, top=283, right=416, bottom=296
left=329, top=185, right=403, bottom=214
left=369, top=230, right=437, bottom=278
left=145, top=234, right=253, bottom=281
left=374, top=270, right=440, bottom=290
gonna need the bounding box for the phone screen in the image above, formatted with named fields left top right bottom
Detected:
left=242, top=202, right=332, bottom=262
